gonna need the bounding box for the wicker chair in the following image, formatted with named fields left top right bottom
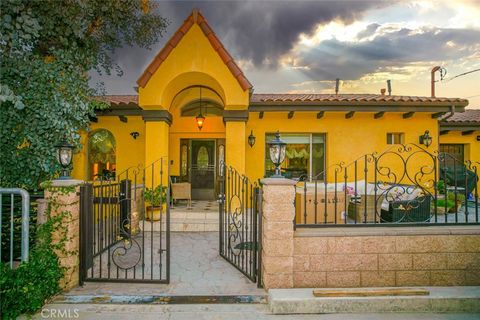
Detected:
left=171, top=182, right=192, bottom=208
left=380, top=195, right=431, bottom=223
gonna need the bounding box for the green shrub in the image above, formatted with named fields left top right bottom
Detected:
left=0, top=195, right=66, bottom=319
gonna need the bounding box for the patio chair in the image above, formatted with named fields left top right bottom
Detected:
left=380, top=195, right=432, bottom=223
left=171, top=182, right=192, bottom=208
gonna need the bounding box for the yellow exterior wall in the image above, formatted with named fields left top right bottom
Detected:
left=72, top=111, right=442, bottom=186
left=138, top=24, right=249, bottom=110
left=226, top=121, right=246, bottom=173
left=439, top=130, right=480, bottom=164
left=72, top=116, right=146, bottom=181
left=245, top=112, right=439, bottom=183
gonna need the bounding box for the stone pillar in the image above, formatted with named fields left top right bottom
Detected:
left=44, top=179, right=83, bottom=291
left=260, top=177, right=296, bottom=289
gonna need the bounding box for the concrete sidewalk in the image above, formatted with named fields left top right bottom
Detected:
left=29, top=304, right=480, bottom=320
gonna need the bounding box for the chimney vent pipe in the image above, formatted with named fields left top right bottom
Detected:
left=387, top=80, right=392, bottom=95
left=335, top=78, right=340, bottom=95
left=431, top=66, right=441, bottom=97
left=381, top=88, right=386, bottom=96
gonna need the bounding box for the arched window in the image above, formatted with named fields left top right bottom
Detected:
left=88, top=129, right=116, bottom=180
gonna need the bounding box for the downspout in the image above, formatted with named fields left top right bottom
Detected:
left=438, top=105, right=456, bottom=145
left=442, top=105, right=456, bottom=121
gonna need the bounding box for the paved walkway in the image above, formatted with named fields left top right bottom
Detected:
left=68, top=232, right=264, bottom=296
left=29, top=304, right=479, bottom=320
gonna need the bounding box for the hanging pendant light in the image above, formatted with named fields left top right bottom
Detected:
left=196, top=87, right=205, bottom=130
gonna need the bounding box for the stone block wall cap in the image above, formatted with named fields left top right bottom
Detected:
left=50, top=179, right=84, bottom=187
left=261, top=178, right=297, bottom=186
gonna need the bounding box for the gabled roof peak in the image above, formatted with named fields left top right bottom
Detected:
left=137, top=9, right=252, bottom=91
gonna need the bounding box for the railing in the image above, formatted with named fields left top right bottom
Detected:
left=1, top=188, right=30, bottom=268
left=294, top=144, right=479, bottom=227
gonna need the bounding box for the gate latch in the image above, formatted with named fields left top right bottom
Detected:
left=217, top=193, right=225, bottom=204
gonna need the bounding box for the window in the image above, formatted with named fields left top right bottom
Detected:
left=88, top=129, right=116, bottom=180
left=387, top=133, right=404, bottom=145
left=265, top=133, right=325, bottom=180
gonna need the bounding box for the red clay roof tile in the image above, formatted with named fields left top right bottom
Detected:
left=250, top=94, right=468, bottom=105
left=99, top=94, right=469, bottom=108
left=137, top=9, right=252, bottom=91
left=169, top=31, right=184, bottom=47
left=441, top=109, right=480, bottom=123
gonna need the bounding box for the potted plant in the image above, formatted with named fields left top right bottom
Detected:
left=435, top=191, right=465, bottom=214
left=145, top=185, right=167, bottom=221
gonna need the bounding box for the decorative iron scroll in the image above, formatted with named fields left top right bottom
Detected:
left=219, top=162, right=261, bottom=283
left=79, top=158, right=170, bottom=284
left=294, top=143, right=479, bottom=227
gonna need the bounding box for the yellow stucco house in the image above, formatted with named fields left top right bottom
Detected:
left=72, top=9, right=477, bottom=200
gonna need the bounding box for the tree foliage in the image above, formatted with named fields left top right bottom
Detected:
left=0, top=0, right=168, bottom=189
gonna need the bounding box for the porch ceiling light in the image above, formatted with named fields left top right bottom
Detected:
left=55, top=139, right=74, bottom=179
left=196, top=112, right=205, bottom=130
left=196, top=87, right=206, bottom=130
left=419, top=130, right=433, bottom=148
left=248, top=130, right=256, bottom=148
left=267, top=131, right=286, bottom=178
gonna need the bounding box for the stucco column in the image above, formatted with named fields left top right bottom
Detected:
left=144, top=116, right=170, bottom=186
left=44, top=179, right=83, bottom=291
left=145, top=120, right=169, bottom=166
left=260, top=177, right=296, bottom=289
left=225, top=121, right=246, bottom=173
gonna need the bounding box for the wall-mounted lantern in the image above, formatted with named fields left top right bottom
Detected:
left=130, top=131, right=140, bottom=139
left=267, top=131, right=286, bottom=178
left=55, top=139, right=74, bottom=179
left=248, top=130, right=256, bottom=147
left=419, top=130, right=433, bottom=148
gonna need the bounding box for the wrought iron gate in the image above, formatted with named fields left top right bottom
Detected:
left=80, top=159, right=170, bottom=283
left=218, top=163, right=262, bottom=285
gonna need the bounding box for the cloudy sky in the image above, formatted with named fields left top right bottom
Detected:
left=90, top=0, right=480, bottom=108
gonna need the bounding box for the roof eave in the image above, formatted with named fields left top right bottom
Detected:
left=249, top=101, right=466, bottom=113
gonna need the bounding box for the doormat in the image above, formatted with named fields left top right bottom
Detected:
left=53, top=294, right=267, bottom=304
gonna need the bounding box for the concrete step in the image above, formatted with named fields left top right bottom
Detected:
left=268, top=287, right=480, bottom=314
left=140, top=220, right=219, bottom=232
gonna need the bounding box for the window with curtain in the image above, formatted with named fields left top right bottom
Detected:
left=265, top=133, right=325, bottom=180
left=88, top=129, right=116, bottom=181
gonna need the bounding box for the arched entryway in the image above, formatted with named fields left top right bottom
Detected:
left=169, top=85, right=225, bottom=200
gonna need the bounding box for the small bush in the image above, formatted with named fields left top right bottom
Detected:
left=0, top=203, right=65, bottom=319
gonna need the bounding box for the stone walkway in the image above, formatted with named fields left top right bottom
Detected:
left=68, top=232, right=264, bottom=296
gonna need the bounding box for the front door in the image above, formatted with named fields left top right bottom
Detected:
left=191, top=140, right=216, bottom=200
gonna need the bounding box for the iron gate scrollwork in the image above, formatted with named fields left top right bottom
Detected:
left=218, top=162, right=262, bottom=285
left=80, top=159, right=170, bottom=284
left=294, top=143, right=479, bottom=227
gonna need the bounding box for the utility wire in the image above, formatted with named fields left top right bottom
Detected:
left=466, top=94, right=480, bottom=98
left=444, top=68, right=480, bottom=82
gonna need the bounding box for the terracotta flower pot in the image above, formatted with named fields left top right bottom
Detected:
left=146, top=206, right=162, bottom=221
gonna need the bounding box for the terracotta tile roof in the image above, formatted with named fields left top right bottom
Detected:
left=137, top=9, right=252, bottom=91
left=441, top=109, right=480, bottom=123
left=250, top=94, right=468, bottom=105
left=99, top=94, right=470, bottom=108
left=97, top=95, right=138, bottom=105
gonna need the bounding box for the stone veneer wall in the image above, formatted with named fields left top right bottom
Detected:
left=293, top=227, right=480, bottom=288
left=45, top=180, right=83, bottom=291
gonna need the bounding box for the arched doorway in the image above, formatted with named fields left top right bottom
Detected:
left=170, top=85, right=226, bottom=200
